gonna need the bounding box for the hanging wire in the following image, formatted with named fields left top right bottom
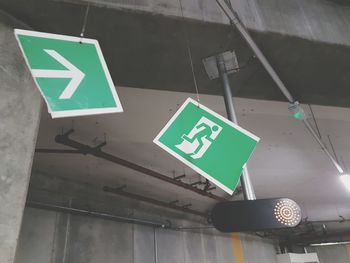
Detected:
left=308, top=104, right=322, bottom=139
left=178, top=0, right=200, bottom=105
left=327, top=134, right=340, bottom=164
left=340, top=156, right=348, bottom=173
left=79, top=2, right=91, bottom=44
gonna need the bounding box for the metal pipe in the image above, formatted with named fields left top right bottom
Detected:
left=54, top=132, right=226, bottom=202
left=216, top=0, right=294, bottom=103
left=306, top=218, right=349, bottom=224
left=216, top=54, right=256, bottom=200
left=26, top=200, right=167, bottom=228
left=154, top=227, right=158, bottom=263
left=62, top=199, right=72, bottom=263
left=36, top=148, right=81, bottom=154
left=290, top=230, right=350, bottom=245
left=103, top=186, right=207, bottom=218
left=215, top=0, right=344, bottom=174
left=174, top=174, right=186, bottom=180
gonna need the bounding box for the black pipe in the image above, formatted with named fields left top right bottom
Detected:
left=36, top=149, right=81, bottom=154
left=54, top=131, right=225, bottom=202
left=103, top=186, right=207, bottom=218
left=290, top=229, right=350, bottom=245
left=26, top=201, right=167, bottom=228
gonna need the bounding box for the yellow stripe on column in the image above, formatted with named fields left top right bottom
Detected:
left=231, top=233, right=245, bottom=263
left=346, top=244, right=350, bottom=260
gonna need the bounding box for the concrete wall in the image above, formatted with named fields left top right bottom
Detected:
left=309, top=245, right=350, bottom=263
left=241, top=234, right=278, bottom=263
left=0, top=11, right=42, bottom=263
left=15, top=207, right=278, bottom=263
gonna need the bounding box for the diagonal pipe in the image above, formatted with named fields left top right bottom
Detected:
left=216, top=0, right=344, bottom=174
left=27, top=200, right=168, bottom=228
left=54, top=130, right=226, bottom=202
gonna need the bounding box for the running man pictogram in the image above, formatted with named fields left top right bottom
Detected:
left=176, top=117, right=222, bottom=159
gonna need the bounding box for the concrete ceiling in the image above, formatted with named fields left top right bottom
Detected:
left=2, top=0, right=350, bottom=107
left=327, top=0, right=350, bottom=6
left=33, top=87, right=350, bottom=221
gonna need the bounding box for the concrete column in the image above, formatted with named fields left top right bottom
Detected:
left=0, top=11, right=42, bottom=263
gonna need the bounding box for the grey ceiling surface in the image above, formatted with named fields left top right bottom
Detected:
left=32, top=87, right=350, bottom=222
left=2, top=0, right=350, bottom=107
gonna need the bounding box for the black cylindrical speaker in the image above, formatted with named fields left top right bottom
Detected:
left=211, top=198, right=301, bottom=232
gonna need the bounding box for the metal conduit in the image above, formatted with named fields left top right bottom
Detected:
left=216, top=0, right=344, bottom=174
left=27, top=201, right=167, bottom=228
left=36, top=149, right=81, bottom=154
left=27, top=201, right=216, bottom=236
left=103, top=186, right=207, bottom=217
left=54, top=130, right=226, bottom=202
left=216, top=0, right=294, bottom=102
left=217, top=54, right=256, bottom=200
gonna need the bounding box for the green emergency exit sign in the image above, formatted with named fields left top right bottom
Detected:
left=15, top=29, right=123, bottom=118
left=154, top=98, right=260, bottom=194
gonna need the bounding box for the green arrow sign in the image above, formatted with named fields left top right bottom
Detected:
left=154, top=98, right=260, bottom=194
left=15, top=29, right=123, bottom=118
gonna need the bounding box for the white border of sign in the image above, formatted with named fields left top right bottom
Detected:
left=14, top=29, right=123, bottom=118
left=153, top=97, right=260, bottom=195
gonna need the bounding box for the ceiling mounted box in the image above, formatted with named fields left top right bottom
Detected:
left=277, top=253, right=319, bottom=263
left=202, top=50, right=239, bottom=80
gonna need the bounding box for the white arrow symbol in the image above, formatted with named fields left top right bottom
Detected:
left=32, top=49, right=85, bottom=99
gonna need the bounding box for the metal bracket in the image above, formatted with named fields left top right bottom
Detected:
left=288, top=101, right=307, bottom=120
left=91, top=141, right=107, bottom=152
left=339, top=215, right=345, bottom=223
left=206, top=186, right=216, bottom=192
left=191, top=181, right=205, bottom=187
left=174, top=174, right=186, bottom=180
left=202, top=50, right=239, bottom=80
